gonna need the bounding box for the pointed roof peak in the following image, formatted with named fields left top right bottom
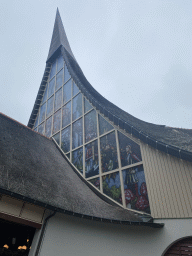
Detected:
left=47, top=9, right=75, bottom=61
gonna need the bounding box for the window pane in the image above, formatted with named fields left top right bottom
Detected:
left=89, top=177, right=100, bottom=190
left=66, top=153, right=70, bottom=160
left=46, top=96, right=54, bottom=117
left=61, top=126, right=71, bottom=153
left=73, top=82, right=79, bottom=96
left=100, top=131, right=118, bottom=173
left=98, top=115, right=113, bottom=135
left=39, top=103, right=46, bottom=123
left=102, top=172, right=122, bottom=204
left=64, top=64, right=71, bottom=82
left=84, top=109, right=97, bottom=143
left=53, top=109, right=61, bottom=134
left=72, top=93, right=82, bottom=121
left=123, top=165, right=150, bottom=214
left=84, top=98, right=92, bottom=113
left=55, top=69, right=63, bottom=91
left=72, top=118, right=83, bottom=149
left=63, top=79, right=72, bottom=104
left=85, top=140, right=99, bottom=178
left=38, top=122, right=45, bottom=135
left=54, top=88, right=62, bottom=111
left=53, top=132, right=60, bottom=145
left=48, top=78, right=55, bottom=98
left=57, top=55, right=64, bottom=72
left=118, top=131, right=142, bottom=167
left=62, top=101, right=71, bottom=128
left=42, top=85, right=48, bottom=104
left=50, top=61, right=56, bottom=80
left=72, top=147, right=83, bottom=174
left=45, top=116, right=52, bottom=137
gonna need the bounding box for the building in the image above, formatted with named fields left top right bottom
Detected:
left=0, top=8, right=192, bottom=256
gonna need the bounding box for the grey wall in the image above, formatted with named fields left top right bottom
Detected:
left=34, top=213, right=192, bottom=256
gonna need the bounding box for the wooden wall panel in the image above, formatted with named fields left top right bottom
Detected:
left=140, top=143, right=192, bottom=218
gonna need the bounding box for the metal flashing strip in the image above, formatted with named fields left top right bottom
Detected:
left=0, top=188, right=164, bottom=229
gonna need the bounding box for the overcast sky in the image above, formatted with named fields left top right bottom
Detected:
left=1, top=1, right=192, bottom=129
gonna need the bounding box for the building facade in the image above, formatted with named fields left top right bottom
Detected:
left=0, top=9, right=192, bottom=256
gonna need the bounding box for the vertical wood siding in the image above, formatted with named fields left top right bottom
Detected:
left=140, top=143, right=192, bottom=218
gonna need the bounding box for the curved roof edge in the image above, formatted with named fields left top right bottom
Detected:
left=28, top=45, right=192, bottom=163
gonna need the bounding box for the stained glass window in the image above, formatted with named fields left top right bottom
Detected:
left=54, top=88, right=62, bottom=111
left=122, top=165, right=150, bottom=213
left=46, top=96, right=54, bottom=117
left=50, top=61, right=56, bottom=80
left=118, top=131, right=142, bottom=167
left=85, top=140, right=99, bottom=178
left=84, top=109, right=97, bottom=143
left=42, top=85, right=48, bottom=104
left=84, top=98, right=92, bottom=113
left=72, top=118, right=83, bottom=149
left=45, top=116, right=52, bottom=137
left=57, top=55, right=64, bottom=72
left=72, top=147, right=83, bottom=174
left=72, top=93, right=82, bottom=121
left=48, top=78, right=55, bottom=98
left=64, top=64, right=71, bottom=82
left=39, top=103, right=46, bottom=123
left=89, top=177, right=100, bottom=190
left=61, top=126, right=71, bottom=153
left=38, top=122, right=45, bottom=135
left=62, top=101, right=71, bottom=128
left=53, top=109, right=61, bottom=134
left=73, top=82, right=79, bottom=96
left=100, top=131, right=118, bottom=173
left=53, top=132, right=60, bottom=145
left=63, top=79, right=72, bottom=104
left=56, top=69, right=63, bottom=91
left=102, top=172, right=122, bottom=204
left=98, top=115, right=114, bottom=135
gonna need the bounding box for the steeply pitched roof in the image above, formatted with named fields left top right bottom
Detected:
left=0, top=113, right=150, bottom=224
left=28, top=12, right=192, bottom=162
left=47, top=8, right=75, bottom=61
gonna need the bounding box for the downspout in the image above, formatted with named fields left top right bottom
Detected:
left=35, top=210, right=56, bottom=256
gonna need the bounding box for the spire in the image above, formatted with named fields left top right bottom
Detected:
left=47, top=8, right=75, bottom=61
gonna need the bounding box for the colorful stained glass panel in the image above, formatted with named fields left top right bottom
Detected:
left=72, top=118, right=83, bottom=149
left=100, top=131, right=118, bottom=172
left=85, top=140, right=99, bottom=178
left=98, top=115, right=114, bottom=135
left=102, top=172, right=122, bottom=204
left=118, top=131, right=142, bottom=167
left=122, top=165, right=150, bottom=213
left=72, top=147, right=83, bottom=174
left=72, top=93, right=82, bottom=121
left=89, top=177, right=100, bottom=190
left=84, top=109, right=97, bottom=143
left=61, top=126, right=71, bottom=153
